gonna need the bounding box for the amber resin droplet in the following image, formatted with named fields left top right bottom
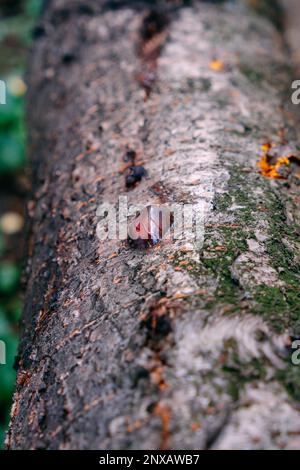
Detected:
left=128, top=205, right=173, bottom=248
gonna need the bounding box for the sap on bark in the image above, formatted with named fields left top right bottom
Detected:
left=128, top=205, right=173, bottom=248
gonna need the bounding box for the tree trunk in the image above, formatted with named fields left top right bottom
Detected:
left=7, top=0, right=300, bottom=450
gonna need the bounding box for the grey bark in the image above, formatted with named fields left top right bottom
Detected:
left=283, top=0, right=300, bottom=74
left=7, top=0, right=300, bottom=449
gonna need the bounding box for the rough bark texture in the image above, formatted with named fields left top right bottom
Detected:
left=283, top=0, right=300, bottom=75
left=7, top=0, right=300, bottom=449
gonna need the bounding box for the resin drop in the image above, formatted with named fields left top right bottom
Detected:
left=128, top=205, right=173, bottom=248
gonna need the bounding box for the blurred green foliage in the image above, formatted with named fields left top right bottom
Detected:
left=0, top=0, right=42, bottom=448
left=0, top=94, right=25, bottom=173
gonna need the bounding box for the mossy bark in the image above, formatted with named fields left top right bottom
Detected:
left=7, top=0, right=300, bottom=449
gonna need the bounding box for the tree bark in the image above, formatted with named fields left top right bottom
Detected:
left=7, top=0, right=300, bottom=450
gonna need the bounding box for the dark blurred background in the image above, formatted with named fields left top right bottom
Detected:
left=0, top=0, right=42, bottom=447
